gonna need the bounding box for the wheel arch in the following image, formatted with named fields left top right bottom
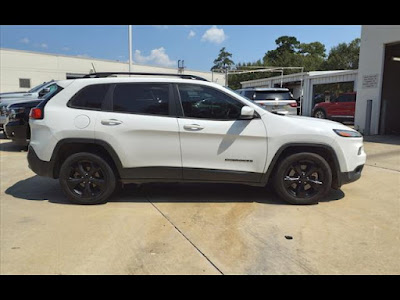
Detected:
left=51, top=138, right=123, bottom=179
left=262, top=143, right=342, bottom=189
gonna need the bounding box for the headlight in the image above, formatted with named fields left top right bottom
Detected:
left=333, top=129, right=362, bottom=138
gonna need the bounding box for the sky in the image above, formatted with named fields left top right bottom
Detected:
left=0, top=25, right=361, bottom=72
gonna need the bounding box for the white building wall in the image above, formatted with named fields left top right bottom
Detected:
left=0, top=48, right=225, bottom=92
left=355, top=25, right=400, bottom=135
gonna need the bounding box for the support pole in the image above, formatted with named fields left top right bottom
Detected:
left=128, top=25, right=132, bottom=74
left=365, top=99, right=373, bottom=136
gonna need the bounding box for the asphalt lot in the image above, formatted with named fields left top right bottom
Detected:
left=0, top=132, right=399, bottom=274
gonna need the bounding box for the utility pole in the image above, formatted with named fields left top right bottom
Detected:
left=128, top=25, right=132, bottom=74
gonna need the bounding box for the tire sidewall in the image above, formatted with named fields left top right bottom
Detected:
left=273, top=152, right=332, bottom=205
left=59, top=152, right=116, bottom=205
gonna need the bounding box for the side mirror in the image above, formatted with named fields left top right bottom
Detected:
left=239, top=106, right=255, bottom=120
left=38, top=88, right=51, bottom=98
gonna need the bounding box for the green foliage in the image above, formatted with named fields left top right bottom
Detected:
left=223, top=36, right=360, bottom=89
left=323, top=38, right=361, bottom=70
left=211, top=47, right=235, bottom=71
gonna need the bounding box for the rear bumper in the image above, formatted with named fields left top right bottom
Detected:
left=27, top=145, right=55, bottom=178
left=340, top=164, right=364, bottom=185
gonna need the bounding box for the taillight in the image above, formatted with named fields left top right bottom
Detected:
left=289, top=102, right=297, bottom=107
left=30, top=108, right=43, bottom=119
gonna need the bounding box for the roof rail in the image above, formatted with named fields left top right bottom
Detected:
left=82, top=72, right=209, bottom=81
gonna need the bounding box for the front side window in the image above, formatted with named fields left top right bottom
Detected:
left=113, top=84, right=169, bottom=116
left=69, top=84, right=109, bottom=110
left=178, top=84, right=244, bottom=120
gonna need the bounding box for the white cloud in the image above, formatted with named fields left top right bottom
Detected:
left=61, top=47, right=70, bottom=51
left=40, top=43, right=48, bottom=49
left=201, top=25, right=227, bottom=44
left=76, top=54, right=91, bottom=58
left=19, top=37, right=30, bottom=44
left=188, top=30, right=196, bottom=39
left=134, top=47, right=176, bottom=67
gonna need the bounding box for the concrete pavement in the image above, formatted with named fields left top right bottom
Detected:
left=1, top=133, right=399, bottom=274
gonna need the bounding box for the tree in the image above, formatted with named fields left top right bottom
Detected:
left=263, top=36, right=300, bottom=65
left=211, top=47, right=234, bottom=71
left=323, top=38, right=360, bottom=70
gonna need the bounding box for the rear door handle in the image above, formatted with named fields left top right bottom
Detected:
left=101, top=119, right=123, bottom=126
left=183, top=124, right=204, bottom=131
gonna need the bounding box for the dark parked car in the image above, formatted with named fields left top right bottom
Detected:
left=3, top=99, right=42, bottom=146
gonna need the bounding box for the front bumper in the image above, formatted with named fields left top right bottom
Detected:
left=0, top=115, right=6, bottom=129
left=340, top=164, right=364, bottom=185
left=27, top=145, right=55, bottom=178
left=4, top=121, right=27, bottom=143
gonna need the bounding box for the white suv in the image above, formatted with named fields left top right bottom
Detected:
left=27, top=72, right=366, bottom=205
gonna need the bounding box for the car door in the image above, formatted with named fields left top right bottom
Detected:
left=334, top=94, right=353, bottom=117
left=176, top=83, right=267, bottom=183
left=94, top=82, right=182, bottom=180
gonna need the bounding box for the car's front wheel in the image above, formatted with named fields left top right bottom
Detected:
left=273, top=152, right=332, bottom=205
left=59, top=152, right=116, bottom=205
left=313, top=109, right=326, bottom=119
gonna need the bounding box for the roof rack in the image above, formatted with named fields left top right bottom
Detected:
left=82, top=72, right=209, bottom=81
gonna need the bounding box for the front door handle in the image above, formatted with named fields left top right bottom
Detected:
left=101, top=119, right=123, bottom=126
left=183, top=124, right=204, bottom=131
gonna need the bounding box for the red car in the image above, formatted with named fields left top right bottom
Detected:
left=312, top=92, right=356, bottom=122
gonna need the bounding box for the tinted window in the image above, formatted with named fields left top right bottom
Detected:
left=69, top=84, right=109, bottom=110
left=251, top=91, right=292, bottom=100
left=178, top=84, right=244, bottom=120
left=244, top=91, right=254, bottom=99
left=113, top=84, right=169, bottom=116
left=336, top=94, right=356, bottom=102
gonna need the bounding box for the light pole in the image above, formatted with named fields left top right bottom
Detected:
left=128, top=25, right=132, bottom=73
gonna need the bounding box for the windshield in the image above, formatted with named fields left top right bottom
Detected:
left=28, top=82, right=50, bottom=93
left=252, top=91, right=293, bottom=100
left=42, top=84, right=63, bottom=100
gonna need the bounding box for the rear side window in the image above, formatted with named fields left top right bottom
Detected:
left=113, top=84, right=169, bottom=116
left=69, top=84, right=109, bottom=110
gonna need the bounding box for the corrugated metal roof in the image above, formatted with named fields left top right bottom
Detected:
left=240, top=70, right=358, bottom=85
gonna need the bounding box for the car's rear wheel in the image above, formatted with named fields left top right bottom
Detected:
left=273, top=152, right=332, bottom=205
left=314, top=109, right=326, bottom=119
left=59, top=152, right=116, bottom=205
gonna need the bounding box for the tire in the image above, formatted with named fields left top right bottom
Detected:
left=59, top=152, right=116, bottom=205
left=313, top=109, right=326, bottom=119
left=273, top=152, right=332, bottom=205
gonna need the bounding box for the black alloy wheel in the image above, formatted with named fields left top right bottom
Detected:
left=59, top=152, right=116, bottom=204
left=273, top=152, right=332, bottom=205
left=67, top=160, right=106, bottom=198
left=283, top=159, right=324, bottom=199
